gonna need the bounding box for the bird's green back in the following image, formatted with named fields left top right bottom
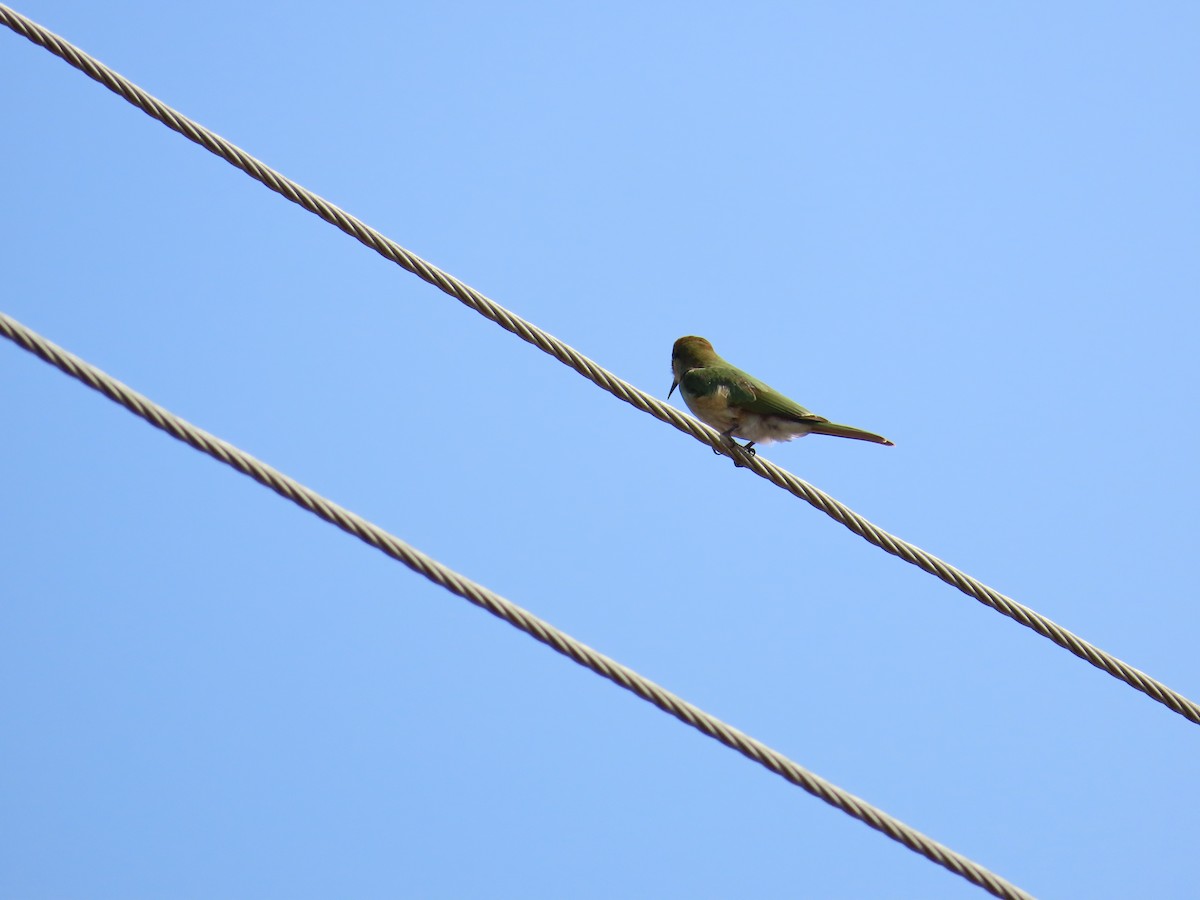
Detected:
left=682, top=362, right=827, bottom=424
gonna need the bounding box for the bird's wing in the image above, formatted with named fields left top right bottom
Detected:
left=731, top=371, right=828, bottom=423
left=690, top=365, right=828, bottom=424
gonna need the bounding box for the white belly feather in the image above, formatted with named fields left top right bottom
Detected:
left=731, top=412, right=814, bottom=444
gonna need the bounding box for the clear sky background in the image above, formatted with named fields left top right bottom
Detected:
left=2, top=3, right=1197, bottom=898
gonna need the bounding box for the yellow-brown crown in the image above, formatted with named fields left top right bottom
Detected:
left=671, top=335, right=718, bottom=370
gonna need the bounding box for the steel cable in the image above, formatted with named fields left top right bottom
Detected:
left=1, top=4, right=1195, bottom=729
left=2, top=309, right=1034, bottom=900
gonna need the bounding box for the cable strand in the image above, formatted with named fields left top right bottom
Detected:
left=1, top=3, right=1195, bottom=728
left=1, top=309, right=1034, bottom=900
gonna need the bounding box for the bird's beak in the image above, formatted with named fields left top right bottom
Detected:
left=668, top=377, right=679, bottom=399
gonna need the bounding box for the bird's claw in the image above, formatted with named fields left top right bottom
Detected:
left=719, top=435, right=756, bottom=467
left=731, top=447, right=755, bottom=467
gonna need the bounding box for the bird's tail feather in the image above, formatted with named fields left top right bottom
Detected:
left=808, top=422, right=894, bottom=446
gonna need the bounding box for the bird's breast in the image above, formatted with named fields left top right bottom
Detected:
left=682, top=384, right=739, bottom=432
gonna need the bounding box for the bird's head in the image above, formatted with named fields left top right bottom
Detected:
left=669, top=335, right=718, bottom=397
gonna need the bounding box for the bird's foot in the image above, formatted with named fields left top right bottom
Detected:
left=731, top=442, right=756, bottom=467
left=719, top=432, right=756, bottom=468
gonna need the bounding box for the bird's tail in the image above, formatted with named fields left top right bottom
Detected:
left=808, top=421, right=894, bottom=446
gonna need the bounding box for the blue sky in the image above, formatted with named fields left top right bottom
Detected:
left=2, top=3, right=1198, bottom=897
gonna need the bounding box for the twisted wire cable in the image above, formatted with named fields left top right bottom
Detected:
left=1, top=5, right=1196, bottom=728
left=0, top=310, right=1034, bottom=900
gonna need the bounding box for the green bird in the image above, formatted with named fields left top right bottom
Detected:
left=669, top=335, right=894, bottom=456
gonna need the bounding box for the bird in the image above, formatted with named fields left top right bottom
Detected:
left=669, top=335, right=893, bottom=459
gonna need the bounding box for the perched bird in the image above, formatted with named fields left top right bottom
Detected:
left=669, top=335, right=893, bottom=457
